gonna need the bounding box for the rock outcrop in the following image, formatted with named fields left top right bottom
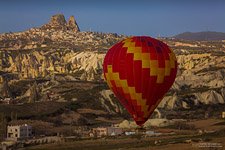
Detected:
left=195, top=90, right=224, bottom=104
left=41, top=14, right=80, bottom=32
left=49, top=14, right=67, bottom=26
left=67, top=16, right=80, bottom=32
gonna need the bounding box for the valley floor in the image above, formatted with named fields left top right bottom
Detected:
left=19, top=119, right=225, bottom=150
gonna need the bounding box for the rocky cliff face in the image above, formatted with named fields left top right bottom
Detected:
left=68, top=16, right=80, bottom=32
left=49, top=14, right=67, bottom=26
left=0, top=14, right=224, bottom=119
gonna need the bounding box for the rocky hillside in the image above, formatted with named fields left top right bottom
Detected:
left=0, top=14, right=125, bottom=81
left=174, top=31, right=225, bottom=41
left=0, top=14, right=225, bottom=125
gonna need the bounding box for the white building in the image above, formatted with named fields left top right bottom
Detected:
left=7, top=124, right=32, bottom=141
left=125, top=131, right=136, bottom=136
left=91, top=127, right=123, bottom=137
left=222, top=112, right=225, bottom=119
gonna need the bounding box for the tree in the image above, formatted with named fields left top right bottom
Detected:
left=29, top=81, right=40, bottom=103
left=1, top=78, right=12, bottom=98
left=0, top=113, right=7, bottom=141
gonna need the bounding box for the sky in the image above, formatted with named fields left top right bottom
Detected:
left=0, top=0, right=225, bottom=37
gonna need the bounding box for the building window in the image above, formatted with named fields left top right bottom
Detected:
left=15, top=129, right=17, bottom=132
left=15, top=134, right=17, bottom=137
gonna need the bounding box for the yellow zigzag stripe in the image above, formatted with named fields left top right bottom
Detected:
left=105, top=65, right=149, bottom=118
left=122, top=38, right=176, bottom=84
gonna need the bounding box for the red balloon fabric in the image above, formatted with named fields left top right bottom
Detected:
left=103, top=36, right=177, bottom=126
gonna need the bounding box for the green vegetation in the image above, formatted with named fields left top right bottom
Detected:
left=166, top=122, right=196, bottom=130
left=0, top=102, right=68, bottom=119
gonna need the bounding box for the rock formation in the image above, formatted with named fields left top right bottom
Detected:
left=41, top=14, right=80, bottom=32
left=49, top=14, right=67, bottom=26
left=41, top=14, right=67, bottom=30
left=67, top=16, right=80, bottom=32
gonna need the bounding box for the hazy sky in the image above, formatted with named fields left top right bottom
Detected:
left=0, top=0, right=225, bottom=37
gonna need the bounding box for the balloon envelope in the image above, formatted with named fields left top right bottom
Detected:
left=103, top=36, right=177, bottom=126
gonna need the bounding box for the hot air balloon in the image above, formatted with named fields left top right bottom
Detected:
left=103, top=36, right=177, bottom=126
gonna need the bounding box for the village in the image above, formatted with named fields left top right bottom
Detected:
left=0, top=111, right=225, bottom=149
left=0, top=122, right=173, bottom=149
